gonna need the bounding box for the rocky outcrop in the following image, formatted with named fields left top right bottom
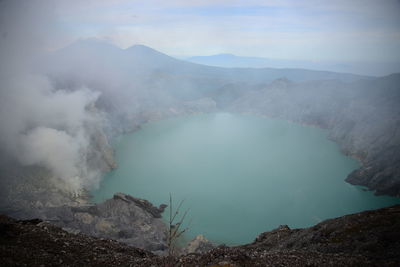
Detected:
left=47, top=193, right=168, bottom=253
left=0, top=178, right=167, bottom=254
left=89, top=130, right=117, bottom=171
left=182, top=234, right=215, bottom=254
left=112, top=193, right=167, bottom=218
left=2, top=205, right=400, bottom=266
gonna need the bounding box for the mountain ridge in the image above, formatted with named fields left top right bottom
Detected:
left=187, top=53, right=400, bottom=76
left=54, top=39, right=370, bottom=81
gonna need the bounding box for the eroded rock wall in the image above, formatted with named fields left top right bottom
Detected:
left=223, top=74, right=400, bottom=196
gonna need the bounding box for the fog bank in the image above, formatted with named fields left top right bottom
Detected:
left=0, top=1, right=105, bottom=193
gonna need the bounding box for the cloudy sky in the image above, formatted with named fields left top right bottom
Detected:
left=54, top=1, right=400, bottom=61
left=3, top=0, right=400, bottom=74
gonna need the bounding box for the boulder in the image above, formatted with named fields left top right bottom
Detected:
left=183, top=234, right=215, bottom=254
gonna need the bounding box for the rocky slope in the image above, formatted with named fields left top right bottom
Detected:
left=0, top=161, right=172, bottom=260
left=222, top=74, right=400, bottom=196
left=42, top=193, right=168, bottom=254
left=0, top=181, right=168, bottom=254
left=1, top=205, right=399, bottom=266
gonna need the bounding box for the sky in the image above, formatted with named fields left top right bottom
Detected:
left=3, top=0, right=400, bottom=74
left=53, top=1, right=400, bottom=61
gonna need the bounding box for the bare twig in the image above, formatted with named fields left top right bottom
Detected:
left=167, top=193, right=190, bottom=257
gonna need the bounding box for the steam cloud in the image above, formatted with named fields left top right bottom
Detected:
left=0, top=1, right=104, bottom=193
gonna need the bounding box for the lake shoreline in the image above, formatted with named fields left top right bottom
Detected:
left=92, top=112, right=400, bottom=245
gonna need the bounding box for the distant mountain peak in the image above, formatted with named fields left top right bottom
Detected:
left=125, top=44, right=155, bottom=51
left=125, top=44, right=168, bottom=54
left=124, top=44, right=171, bottom=59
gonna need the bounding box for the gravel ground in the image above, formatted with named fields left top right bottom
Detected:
left=1, top=205, right=400, bottom=266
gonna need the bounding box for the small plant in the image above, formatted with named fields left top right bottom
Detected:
left=167, top=193, right=190, bottom=257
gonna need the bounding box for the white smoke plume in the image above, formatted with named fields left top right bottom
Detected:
left=0, top=1, right=105, bottom=193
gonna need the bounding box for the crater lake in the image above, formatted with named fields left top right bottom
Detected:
left=91, top=113, right=400, bottom=244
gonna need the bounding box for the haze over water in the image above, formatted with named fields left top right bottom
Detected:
left=92, top=113, right=400, bottom=244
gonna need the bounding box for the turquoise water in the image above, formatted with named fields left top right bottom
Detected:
left=91, top=113, right=400, bottom=245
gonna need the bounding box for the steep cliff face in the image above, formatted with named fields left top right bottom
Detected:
left=329, top=75, right=400, bottom=196
left=88, top=130, right=117, bottom=171
left=223, top=74, right=400, bottom=196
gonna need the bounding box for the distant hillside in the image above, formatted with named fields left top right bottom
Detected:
left=187, top=53, right=320, bottom=69
left=223, top=73, right=400, bottom=196
left=187, top=54, right=400, bottom=76
left=187, top=53, right=273, bottom=68
left=50, top=40, right=369, bottom=83
left=186, top=53, right=361, bottom=72
left=45, top=40, right=369, bottom=104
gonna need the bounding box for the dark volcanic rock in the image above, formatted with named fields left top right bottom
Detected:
left=0, top=215, right=158, bottom=266
left=113, top=192, right=166, bottom=218
left=44, top=193, right=168, bottom=253
left=1, top=205, right=400, bottom=266
left=0, top=187, right=168, bottom=254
